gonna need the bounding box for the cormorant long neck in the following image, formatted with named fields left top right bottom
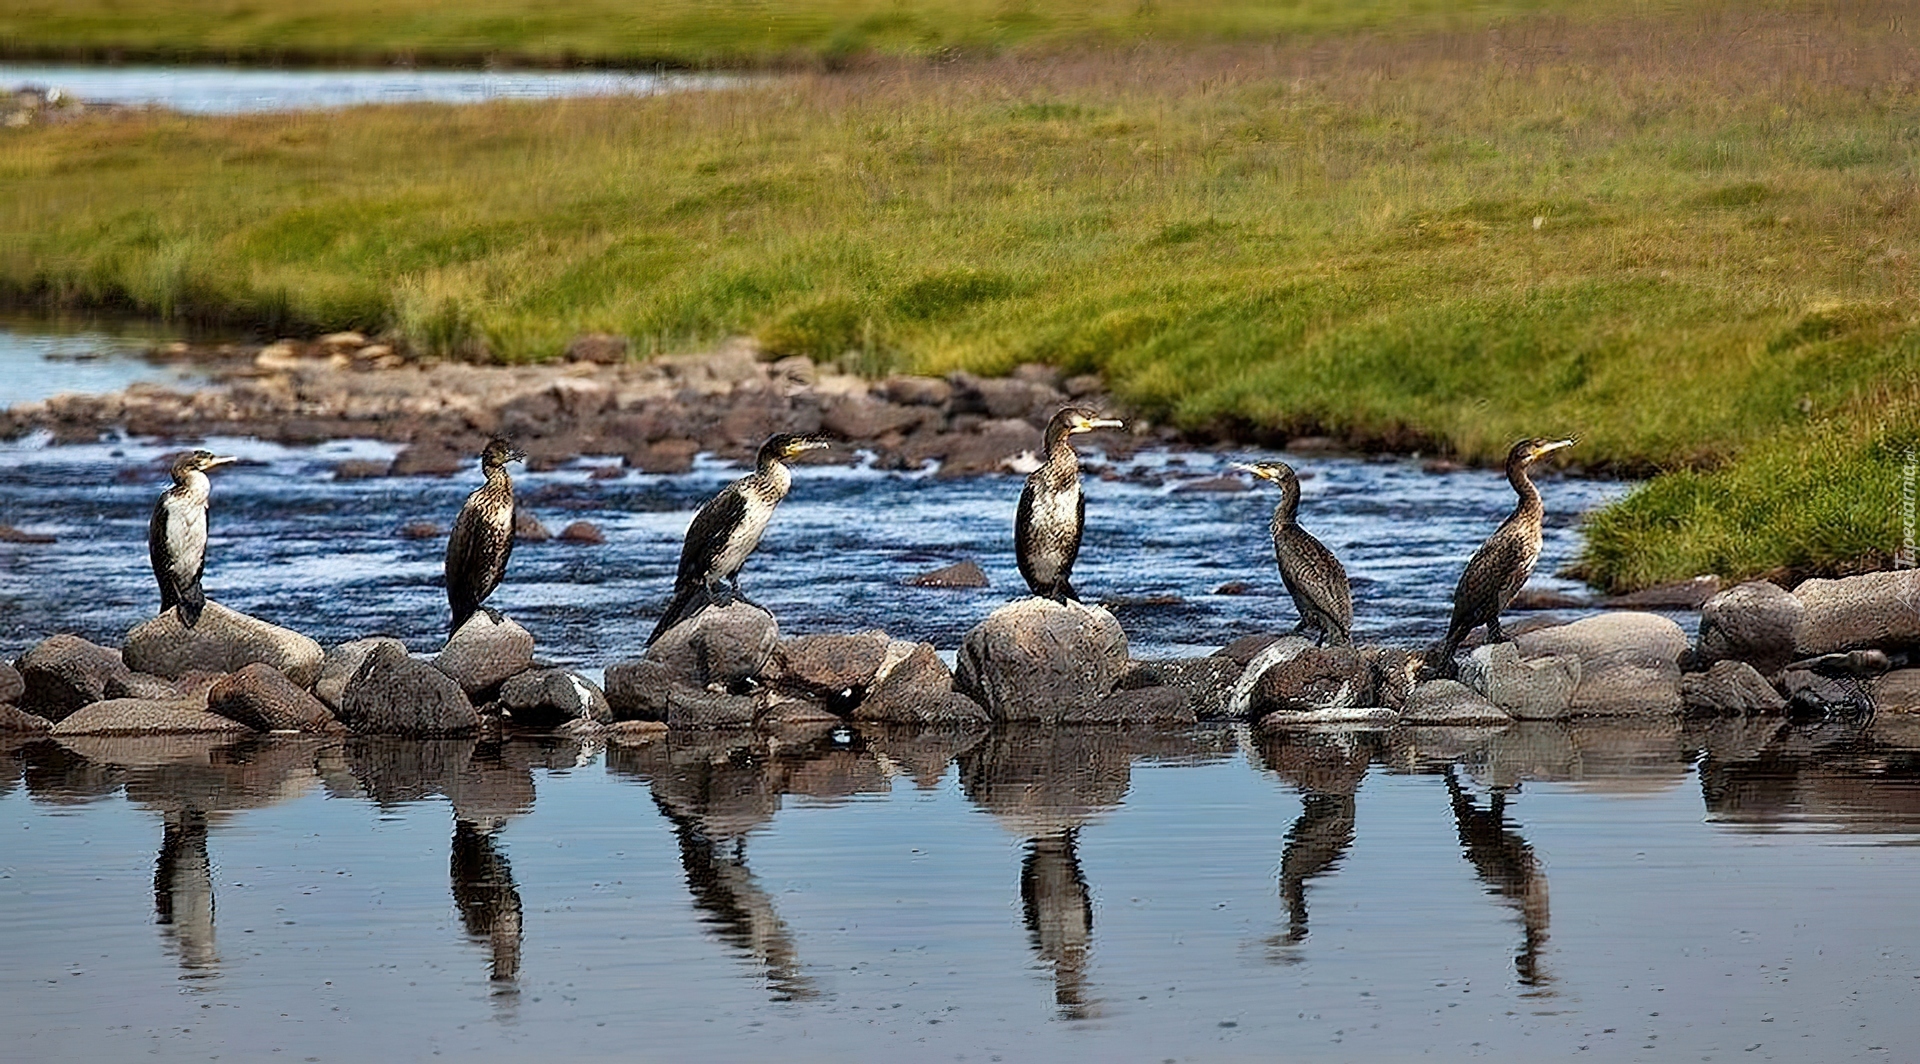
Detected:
left=752, top=452, right=793, bottom=500
left=1042, top=427, right=1082, bottom=477
left=172, top=469, right=212, bottom=505
left=1506, top=456, right=1543, bottom=525
left=481, top=459, right=514, bottom=495
left=1271, top=476, right=1302, bottom=528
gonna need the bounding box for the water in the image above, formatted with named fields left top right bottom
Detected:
left=0, top=324, right=207, bottom=408
left=4, top=63, right=737, bottom=114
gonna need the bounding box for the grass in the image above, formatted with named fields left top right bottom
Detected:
left=0, top=0, right=1664, bottom=69
left=2, top=3, right=1918, bottom=590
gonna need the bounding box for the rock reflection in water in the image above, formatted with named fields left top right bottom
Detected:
left=1695, top=715, right=1920, bottom=832
left=1249, top=730, right=1372, bottom=956
left=1443, top=767, right=1550, bottom=992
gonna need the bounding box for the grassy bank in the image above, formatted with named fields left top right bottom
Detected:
left=3, top=5, right=1917, bottom=590
left=0, top=0, right=1646, bottom=69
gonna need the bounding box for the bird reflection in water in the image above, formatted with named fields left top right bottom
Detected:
left=451, top=817, right=523, bottom=988
left=1021, top=830, right=1095, bottom=1019
left=1251, top=729, right=1369, bottom=960
left=1443, top=766, right=1551, bottom=992
left=154, top=806, right=219, bottom=975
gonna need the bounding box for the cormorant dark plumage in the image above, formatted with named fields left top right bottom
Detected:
left=647, top=433, right=830, bottom=645
left=1016, top=406, right=1123, bottom=602
left=1429, top=436, right=1577, bottom=671
left=149, top=449, right=237, bottom=629
left=446, top=437, right=526, bottom=637
left=1234, top=460, right=1353, bottom=646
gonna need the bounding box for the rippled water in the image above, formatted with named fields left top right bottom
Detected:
left=0, top=324, right=208, bottom=408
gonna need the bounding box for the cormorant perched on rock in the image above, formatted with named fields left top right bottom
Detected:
left=1429, top=437, right=1577, bottom=672
left=149, top=449, right=237, bottom=628
left=1016, top=406, right=1123, bottom=602
left=446, top=437, right=526, bottom=637
left=647, top=433, right=830, bottom=646
left=1233, top=460, right=1353, bottom=646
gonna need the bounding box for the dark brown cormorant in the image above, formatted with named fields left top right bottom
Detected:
left=1016, top=406, right=1123, bottom=602
left=1234, top=460, right=1353, bottom=646
left=1429, top=436, right=1577, bottom=671
left=647, top=433, right=830, bottom=645
left=445, top=437, right=526, bottom=637
left=149, top=449, right=237, bottom=628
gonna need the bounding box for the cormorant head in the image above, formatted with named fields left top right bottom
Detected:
left=759, top=433, right=832, bottom=465
left=169, top=449, right=236, bottom=481
left=1508, top=436, right=1578, bottom=469
left=480, top=437, right=527, bottom=470
left=1045, top=406, right=1125, bottom=447
left=1231, top=460, right=1300, bottom=488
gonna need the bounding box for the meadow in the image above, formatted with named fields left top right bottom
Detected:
left=1, top=2, right=1916, bottom=590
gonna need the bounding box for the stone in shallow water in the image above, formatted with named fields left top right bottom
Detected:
left=0, top=663, right=22, bottom=705
left=904, top=560, right=990, bottom=589
left=51, top=698, right=252, bottom=737
left=123, top=603, right=325, bottom=688
left=1118, top=657, right=1244, bottom=720
left=16, top=633, right=134, bottom=721
left=644, top=600, right=778, bottom=689
left=341, top=643, right=478, bottom=738
left=1514, top=612, right=1686, bottom=716
left=1793, top=570, right=1920, bottom=656
left=315, top=637, right=409, bottom=712
left=0, top=704, right=52, bottom=734
left=1400, top=680, right=1510, bottom=726
left=850, top=642, right=987, bottom=726
left=1460, top=642, right=1580, bottom=720
left=768, top=630, right=891, bottom=698
left=433, top=611, right=535, bottom=698
left=498, top=668, right=612, bottom=729
left=954, top=597, right=1128, bottom=723
left=1061, top=686, right=1196, bottom=725
left=208, top=663, right=345, bottom=734
left=1874, top=669, right=1920, bottom=714
left=1697, top=580, right=1803, bottom=674
left=1681, top=660, right=1787, bottom=715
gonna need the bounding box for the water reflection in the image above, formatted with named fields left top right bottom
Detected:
left=1443, top=767, right=1550, bottom=992
left=451, top=819, right=523, bottom=986
left=1250, top=730, right=1371, bottom=957
left=154, top=808, right=217, bottom=973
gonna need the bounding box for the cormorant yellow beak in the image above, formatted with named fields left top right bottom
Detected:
left=1229, top=461, right=1273, bottom=481
left=786, top=439, right=831, bottom=456
left=206, top=455, right=238, bottom=468
left=1534, top=437, right=1577, bottom=458
left=1070, top=416, right=1124, bottom=434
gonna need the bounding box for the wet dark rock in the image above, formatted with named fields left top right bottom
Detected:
left=1602, top=575, right=1721, bottom=610
left=399, top=520, right=442, bottom=539
left=514, top=511, right=552, bottom=542
left=882, top=375, right=951, bottom=407
left=51, top=698, right=252, bottom=737
left=123, top=603, right=325, bottom=687
left=603, top=659, right=676, bottom=721
left=208, top=663, right=344, bottom=734
left=16, top=633, right=134, bottom=721
left=1118, top=657, right=1243, bottom=720
left=0, top=704, right=52, bottom=734
left=1697, top=580, right=1804, bottom=674
left=1213, top=581, right=1253, bottom=596
left=1365, top=646, right=1422, bottom=711
left=768, top=630, right=891, bottom=699
left=1793, top=570, right=1920, bottom=655
left=433, top=611, right=535, bottom=698
left=498, top=668, right=612, bottom=729
left=0, top=524, right=57, bottom=543
left=316, top=637, right=409, bottom=712
left=821, top=395, right=925, bottom=439
left=851, top=642, right=983, bottom=725
left=557, top=520, right=604, bottom=544
left=340, top=643, right=479, bottom=737
left=1781, top=668, right=1874, bottom=718
left=1514, top=612, right=1687, bottom=716
left=565, top=332, right=630, bottom=364
left=1214, top=633, right=1282, bottom=665
left=668, top=688, right=760, bottom=730
left=587, top=464, right=625, bottom=481
left=1873, top=669, right=1920, bottom=713
left=1099, top=593, right=1186, bottom=610
left=933, top=419, right=1045, bottom=478
left=954, top=598, right=1128, bottom=723
left=1062, top=686, right=1196, bottom=725
left=760, top=698, right=842, bottom=728
left=643, top=600, right=778, bottom=689
left=1400, top=679, right=1510, bottom=725
left=626, top=438, right=699, bottom=474
left=0, top=663, right=23, bottom=705
left=332, top=459, right=391, bottom=480
left=390, top=443, right=465, bottom=477
left=1245, top=645, right=1374, bottom=716
left=1680, top=660, right=1787, bottom=716
left=905, top=560, right=990, bottom=588
left=1459, top=642, right=1580, bottom=720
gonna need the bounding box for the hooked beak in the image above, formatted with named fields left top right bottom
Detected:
left=789, top=439, right=831, bottom=455
left=1071, top=416, right=1125, bottom=434
left=1229, top=461, right=1270, bottom=480
left=1536, top=437, right=1577, bottom=457
left=206, top=455, right=238, bottom=468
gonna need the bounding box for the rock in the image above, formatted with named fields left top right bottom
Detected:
left=104, top=670, right=221, bottom=709
left=1364, top=646, right=1421, bottom=711
left=0, top=663, right=21, bottom=705
left=882, top=375, right=952, bottom=407
left=852, top=642, right=981, bottom=725
left=15, top=633, right=134, bottom=720
left=669, top=689, right=759, bottom=730
left=0, top=524, right=57, bottom=544
left=768, top=630, right=891, bottom=698
left=644, top=600, right=778, bottom=689
left=123, top=603, right=325, bottom=687
left=607, top=719, right=670, bottom=743
left=1257, top=706, right=1400, bottom=728
left=1118, top=657, right=1243, bottom=720
left=1697, top=581, right=1804, bottom=674
left=318, top=331, right=366, bottom=348
left=0, top=704, right=52, bottom=734
left=1565, top=664, right=1683, bottom=715
left=1227, top=636, right=1311, bottom=717
left=934, top=419, right=1044, bottom=477
left=905, top=560, right=990, bottom=588
left=565, top=332, right=630, bottom=364
left=1873, top=669, right=1920, bottom=713
left=603, top=659, right=676, bottom=721
left=1401, top=680, right=1511, bottom=725
left=1171, top=476, right=1249, bottom=494
left=339, top=643, right=479, bottom=737
left=390, top=443, right=464, bottom=477
left=821, top=395, right=924, bottom=439
left=759, top=698, right=842, bottom=728
left=557, top=521, right=604, bottom=544
left=332, top=459, right=391, bottom=480
left=1459, top=642, right=1581, bottom=720
left=514, top=511, right=552, bottom=542
left=1602, top=575, right=1721, bottom=610
left=1231, top=639, right=1374, bottom=717
left=1681, top=660, right=1787, bottom=715
left=953, top=597, right=1128, bottom=722
left=1214, top=633, right=1282, bottom=665
left=315, top=637, right=408, bottom=711
left=51, top=698, right=253, bottom=736
left=856, top=689, right=991, bottom=727
left=1214, top=581, right=1253, bottom=595
left=1514, top=612, right=1687, bottom=716
left=207, top=663, right=344, bottom=733
left=433, top=611, right=535, bottom=697
left=1781, top=668, right=1874, bottom=718
left=627, top=438, right=699, bottom=474
left=400, top=520, right=441, bottom=540
left=1793, top=570, right=1920, bottom=656
left=1782, top=649, right=1891, bottom=677
left=498, top=668, right=612, bottom=729
left=1061, top=686, right=1196, bottom=725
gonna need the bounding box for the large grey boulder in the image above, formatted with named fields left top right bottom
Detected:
left=604, top=658, right=759, bottom=728
left=852, top=641, right=987, bottom=726
left=1681, top=660, right=1787, bottom=715
left=123, top=603, right=324, bottom=687
left=1793, top=570, right=1920, bottom=656
left=1514, top=612, right=1686, bottom=716
left=953, top=597, right=1128, bottom=723
left=1118, top=657, right=1243, bottom=720
left=1697, top=581, right=1804, bottom=674
left=340, top=642, right=479, bottom=737
left=1459, top=642, right=1580, bottom=720
left=51, top=698, right=252, bottom=737
left=16, top=634, right=133, bottom=720
left=1230, top=638, right=1374, bottom=718
left=1873, top=669, right=1920, bottom=714
left=433, top=611, right=535, bottom=697
left=644, top=600, right=779, bottom=689
left=315, top=637, right=408, bottom=711
left=767, top=630, right=890, bottom=699
left=1062, top=686, right=1196, bottom=726
left=497, top=668, right=612, bottom=729
left=1227, top=636, right=1311, bottom=718
left=208, top=663, right=345, bottom=734
left=1401, top=680, right=1511, bottom=725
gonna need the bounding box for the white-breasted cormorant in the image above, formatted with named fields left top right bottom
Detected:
left=1016, top=406, right=1123, bottom=602
left=647, top=433, right=830, bottom=645
left=446, top=437, right=526, bottom=637
left=1429, top=436, right=1577, bottom=671
left=149, top=449, right=237, bottom=628
left=1233, top=460, right=1353, bottom=646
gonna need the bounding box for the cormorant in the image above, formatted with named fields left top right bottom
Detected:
left=1429, top=436, right=1577, bottom=671
left=1233, top=460, right=1353, bottom=646
left=1016, top=406, right=1123, bottom=601
left=445, top=437, right=527, bottom=637
left=149, top=449, right=237, bottom=628
left=647, top=433, right=830, bottom=645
